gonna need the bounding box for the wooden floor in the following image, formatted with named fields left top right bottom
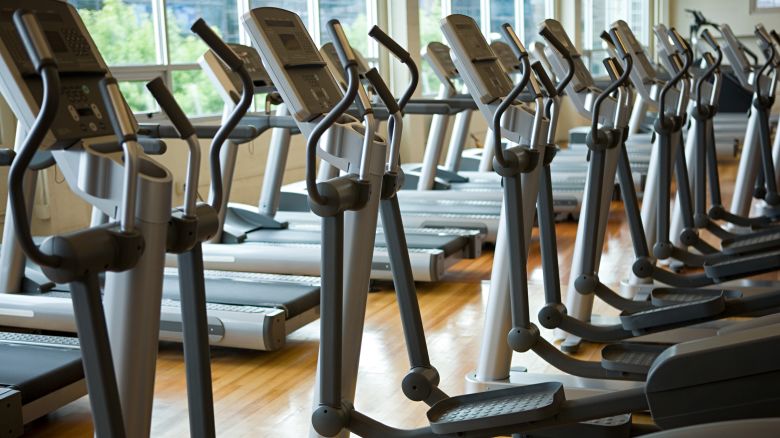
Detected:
left=24, top=165, right=746, bottom=437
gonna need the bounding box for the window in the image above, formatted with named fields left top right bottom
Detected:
left=753, top=0, right=780, bottom=12
left=250, top=0, right=309, bottom=31
left=69, top=0, right=157, bottom=66
left=489, top=0, right=514, bottom=41
left=166, top=0, right=240, bottom=64
left=419, top=0, right=445, bottom=95
left=68, top=1, right=377, bottom=117
left=418, top=0, right=549, bottom=95
left=580, top=0, right=649, bottom=76
left=318, top=0, right=372, bottom=56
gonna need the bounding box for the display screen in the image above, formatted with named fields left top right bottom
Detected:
left=77, top=106, right=93, bottom=117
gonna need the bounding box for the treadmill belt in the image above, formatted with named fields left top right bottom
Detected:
left=244, top=228, right=465, bottom=255
left=162, top=272, right=319, bottom=319
left=0, top=343, right=83, bottom=404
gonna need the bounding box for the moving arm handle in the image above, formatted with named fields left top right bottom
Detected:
left=100, top=78, right=141, bottom=233
left=146, top=77, right=201, bottom=217
left=701, top=29, right=719, bottom=51
left=591, top=39, right=632, bottom=134
left=492, top=23, right=531, bottom=169
left=327, top=20, right=357, bottom=69
left=658, top=32, right=691, bottom=128
left=365, top=68, right=402, bottom=171
left=9, top=10, right=62, bottom=267
left=190, top=18, right=243, bottom=71
left=538, top=26, right=575, bottom=96
left=306, top=21, right=360, bottom=206
left=191, top=18, right=253, bottom=214
left=368, top=25, right=418, bottom=110
left=146, top=77, right=195, bottom=139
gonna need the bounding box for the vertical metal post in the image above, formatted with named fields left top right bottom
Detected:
left=177, top=244, right=216, bottom=438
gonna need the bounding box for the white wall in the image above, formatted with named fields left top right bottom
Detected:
left=668, top=0, right=780, bottom=37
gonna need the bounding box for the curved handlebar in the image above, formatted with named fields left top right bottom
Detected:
left=591, top=47, right=632, bottom=134
left=500, top=24, right=528, bottom=60
left=306, top=62, right=360, bottom=206
left=368, top=25, right=418, bottom=110
left=13, top=10, right=55, bottom=71
left=608, top=28, right=628, bottom=60
left=146, top=78, right=195, bottom=139
left=658, top=32, right=692, bottom=128
left=701, top=29, right=719, bottom=51
left=191, top=19, right=243, bottom=71
left=146, top=77, right=200, bottom=216
left=492, top=54, right=531, bottom=169
left=8, top=10, right=62, bottom=268
left=327, top=20, right=357, bottom=69
left=538, top=28, right=575, bottom=96
left=192, top=19, right=253, bottom=214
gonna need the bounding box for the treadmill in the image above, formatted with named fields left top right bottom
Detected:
left=0, top=16, right=322, bottom=352
left=168, top=41, right=481, bottom=278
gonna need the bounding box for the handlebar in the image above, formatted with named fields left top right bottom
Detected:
left=591, top=43, right=633, bottom=134
left=327, top=20, right=357, bottom=68
left=307, top=21, right=360, bottom=207
left=146, top=77, right=201, bottom=217
left=491, top=40, right=531, bottom=169
left=538, top=26, right=575, bottom=96
left=368, top=25, right=418, bottom=109
left=191, top=19, right=253, bottom=214
left=8, top=10, right=63, bottom=268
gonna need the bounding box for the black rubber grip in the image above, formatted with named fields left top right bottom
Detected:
left=771, top=30, right=780, bottom=46
left=191, top=19, right=243, bottom=71
left=326, top=19, right=357, bottom=67
left=602, top=58, right=619, bottom=81
left=146, top=77, right=195, bottom=139
left=703, top=51, right=716, bottom=66
left=599, top=30, right=614, bottom=47
left=609, top=28, right=628, bottom=59
left=368, top=25, right=411, bottom=63
left=364, top=68, right=399, bottom=114
left=0, top=148, right=16, bottom=166
left=531, top=61, right=556, bottom=96
left=700, top=29, right=718, bottom=50
left=500, top=23, right=527, bottom=59
left=669, top=27, right=688, bottom=52
left=13, top=10, right=56, bottom=71
left=539, top=27, right=570, bottom=59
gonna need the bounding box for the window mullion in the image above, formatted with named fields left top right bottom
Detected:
left=153, top=0, right=169, bottom=66
left=516, top=0, right=523, bottom=43
left=310, top=0, right=320, bottom=45
left=238, top=0, right=251, bottom=45
left=481, top=0, right=490, bottom=36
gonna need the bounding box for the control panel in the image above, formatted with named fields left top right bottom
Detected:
left=0, top=0, right=118, bottom=147
left=538, top=19, right=593, bottom=93
left=440, top=14, right=513, bottom=104
left=490, top=41, right=522, bottom=73
left=243, top=7, right=342, bottom=122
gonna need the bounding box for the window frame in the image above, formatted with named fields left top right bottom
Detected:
left=578, top=0, right=653, bottom=78
left=73, top=0, right=380, bottom=121
left=751, top=0, right=780, bottom=13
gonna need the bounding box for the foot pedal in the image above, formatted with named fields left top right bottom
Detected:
left=721, top=229, right=780, bottom=254
left=601, top=343, right=669, bottom=374
left=704, top=249, right=780, bottom=282
left=620, top=294, right=726, bottom=333
left=526, top=414, right=632, bottom=438
left=650, top=288, right=742, bottom=307
left=427, top=382, right=564, bottom=434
